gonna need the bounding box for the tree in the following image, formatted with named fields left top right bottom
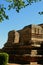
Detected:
left=0, top=0, right=42, bottom=22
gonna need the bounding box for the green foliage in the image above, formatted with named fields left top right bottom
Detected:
left=6, top=0, right=41, bottom=12
left=0, top=53, right=9, bottom=65
left=7, top=0, right=25, bottom=12
left=0, top=5, right=9, bottom=22
left=38, top=11, right=43, bottom=15
left=0, top=0, right=42, bottom=22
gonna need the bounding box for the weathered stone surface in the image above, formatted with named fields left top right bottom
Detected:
left=38, top=24, right=43, bottom=28
left=1, top=24, right=43, bottom=64
left=14, top=31, right=19, bottom=43
left=4, top=30, right=20, bottom=47
left=4, top=24, right=43, bottom=47
left=18, top=25, right=31, bottom=44
left=8, top=30, right=19, bottom=44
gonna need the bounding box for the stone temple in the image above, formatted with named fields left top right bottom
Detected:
left=1, top=24, right=43, bottom=64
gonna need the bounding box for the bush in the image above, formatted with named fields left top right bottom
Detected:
left=0, top=53, right=9, bottom=65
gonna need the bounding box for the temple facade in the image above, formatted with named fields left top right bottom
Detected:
left=4, top=24, right=43, bottom=46
left=1, top=24, right=43, bottom=64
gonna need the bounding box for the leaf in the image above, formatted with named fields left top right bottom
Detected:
left=38, top=12, right=43, bottom=15
left=6, top=0, right=12, bottom=2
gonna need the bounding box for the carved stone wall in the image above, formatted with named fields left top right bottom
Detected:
left=4, top=30, right=20, bottom=47
left=8, top=30, right=19, bottom=44
left=18, top=25, right=31, bottom=44
left=4, top=24, right=43, bottom=47
left=2, top=24, right=43, bottom=64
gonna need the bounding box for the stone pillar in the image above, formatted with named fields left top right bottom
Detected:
left=14, top=31, right=20, bottom=43
left=7, top=30, right=20, bottom=44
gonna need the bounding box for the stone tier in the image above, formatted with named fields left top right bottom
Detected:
left=2, top=44, right=43, bottom=64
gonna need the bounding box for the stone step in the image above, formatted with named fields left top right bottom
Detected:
left=23, top=54, right=42, bottom=57
left=30, top=62, right=41, bottom=65
left=31, top=44, right=41, bottom=47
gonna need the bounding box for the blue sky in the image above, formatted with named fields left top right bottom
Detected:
left=0, top=0, right=43, bottom=48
